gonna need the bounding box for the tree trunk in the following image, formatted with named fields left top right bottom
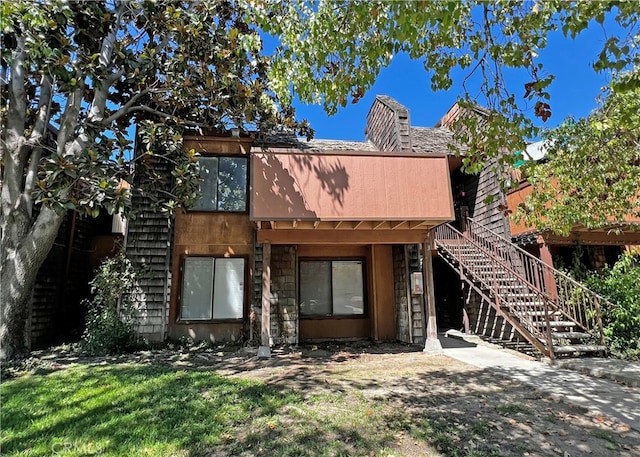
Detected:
left=0, top=207, right=64, bottom=360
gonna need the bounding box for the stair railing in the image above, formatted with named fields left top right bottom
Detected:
left=456, top=218, right=606, bottom=345
left=434, top=222, right=555, bottom=356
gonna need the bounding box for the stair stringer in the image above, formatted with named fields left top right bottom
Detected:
left=438, top=249, right=550, bottom=356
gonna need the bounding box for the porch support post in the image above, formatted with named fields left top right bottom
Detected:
left=538, top=236, right=558, bottom=300
left=258, top=241, right=272, bottom=358
left=423, top=232, right=443, bottom=354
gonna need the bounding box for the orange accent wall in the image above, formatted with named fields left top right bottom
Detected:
left=251, top=151, right=454, bottom=222
left=506, top=183, right=536, bottom=236
left=299, top=318, right=371, bottom=340
left=507, top=181, right=640, bottom=240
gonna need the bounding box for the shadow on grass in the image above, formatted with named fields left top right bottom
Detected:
left=4, top=343, right=640, bottom=456
left=1, top=363, right=394, bottom=457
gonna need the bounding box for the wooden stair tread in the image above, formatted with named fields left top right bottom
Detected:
left=532, top=321, right=576, bottom=327
left=517, top=310, right=562, bottom=316
left=551, top=332, right=592, bottom=340
left=553, top=344, right=607, bottom=354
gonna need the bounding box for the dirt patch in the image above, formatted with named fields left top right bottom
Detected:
left=11, top=342, right=640, bottom=456
left=225, top=343, right=640, bottom=456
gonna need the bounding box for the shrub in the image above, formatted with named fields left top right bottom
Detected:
left=585, top=253, right=640, bottom=360
left=79, top=253, right=143, bottom=356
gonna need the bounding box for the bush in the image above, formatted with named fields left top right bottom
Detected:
left=79, top=253, right=143, bottom=356
left=585, top=253, right=640, bottom=360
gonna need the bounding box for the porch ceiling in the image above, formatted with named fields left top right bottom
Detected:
left=250, top=150, right=455, bottom=235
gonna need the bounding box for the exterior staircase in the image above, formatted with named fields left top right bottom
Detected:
left=434, top=218, right=608, bottom=359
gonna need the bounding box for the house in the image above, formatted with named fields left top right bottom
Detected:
left=126, top=95, right=462, bottom=353
left=126, top=95, right=625, bottom=359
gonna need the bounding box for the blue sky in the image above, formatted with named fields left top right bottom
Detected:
left=291, top=21, right=615, bottom=142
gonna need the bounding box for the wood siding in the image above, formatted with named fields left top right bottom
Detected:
left=371, top=245, right=396, bottom=341
left=251, top=152, right=454, bottom=223
left=169, top=211, right=254, bottom=342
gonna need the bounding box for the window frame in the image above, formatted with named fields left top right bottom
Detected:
left=298, top=257, right=368, bottom=319
left=178, top=255, right=248, bottom=323
left=190, top=154, right=249, bottom=214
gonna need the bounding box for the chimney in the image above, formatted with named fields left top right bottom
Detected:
left=364, top=95, right=412, bottom=152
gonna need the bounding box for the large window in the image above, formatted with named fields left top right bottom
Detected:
left=181, top=257, right=245, bottom=320
left=193, top=156, right=247, bottom=212
left=299, top=260, right=365, bottom=317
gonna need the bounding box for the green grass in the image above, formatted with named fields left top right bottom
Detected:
left=0, top=363, right=398, bottom=456
left=495, top=402, right=527, bottom=416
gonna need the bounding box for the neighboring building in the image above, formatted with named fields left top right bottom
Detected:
left=506, top=140, right=640, bottom=272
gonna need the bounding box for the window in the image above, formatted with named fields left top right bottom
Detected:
left=193, top=156, right=247, bottom=212
left=181, top=257, right=245, bottom=320
left=299, top=260, right=365, bottom=317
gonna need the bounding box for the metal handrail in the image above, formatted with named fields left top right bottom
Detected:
left=465, top=218, right=606, bottom=344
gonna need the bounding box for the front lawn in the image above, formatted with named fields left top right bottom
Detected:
left=2, top=345, right=638, bottom=456
left=0, top=362, right=396, bottom=457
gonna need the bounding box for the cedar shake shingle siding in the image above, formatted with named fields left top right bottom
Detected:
left=125, top=160, right=173, bottom=342
left=365, top=95, right=412, bottom=152
left=436, top=102, right=511, bottom=238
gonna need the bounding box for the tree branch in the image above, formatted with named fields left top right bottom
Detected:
left=89, top=4, right=126, bottom=123
left=126, top=105, right=210, bottom=128
left=6, top=36, right=27, bottom=139
left=56, top=75, right=85, bottom=156
left=28, top=75, right=53, bottom=144
left=2, top=37, right=28, bottom=221
left=100, top=88, right=154, bottom=124
left=22, top=145, right=43, bottom=217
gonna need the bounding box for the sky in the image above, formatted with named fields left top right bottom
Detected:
left=289, top=20, right=617, bottom=142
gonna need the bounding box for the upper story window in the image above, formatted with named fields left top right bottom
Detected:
left=193, top=156, right=247, bottom=212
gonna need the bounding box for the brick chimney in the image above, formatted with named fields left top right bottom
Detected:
left=365, top=95, right=412, bottom=152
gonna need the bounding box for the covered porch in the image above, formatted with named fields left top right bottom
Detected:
left=250, top=149, right=455, bottom=355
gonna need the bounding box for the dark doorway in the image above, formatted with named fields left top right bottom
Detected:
left=433, top=256, right=464, bottom=331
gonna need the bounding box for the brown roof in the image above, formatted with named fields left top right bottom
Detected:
left=254, top=134, right=378, bottom=151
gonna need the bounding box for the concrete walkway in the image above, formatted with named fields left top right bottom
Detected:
left=439, top=333, right=640, bottom=432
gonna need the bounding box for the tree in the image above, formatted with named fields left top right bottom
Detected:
left=250, top=0, right=639, bottom=216
left=0, top=0, right=311, bottom=360
left=518, top=81, right=640, bottom=234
